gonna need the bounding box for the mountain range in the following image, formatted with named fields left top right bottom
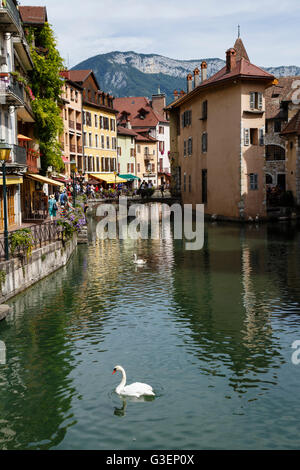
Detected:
left=72, top=51, right=300, bottom=105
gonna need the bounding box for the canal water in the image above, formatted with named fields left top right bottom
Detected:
left=1, top=216, right=300, bottom=449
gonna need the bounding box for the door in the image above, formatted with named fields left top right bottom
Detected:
left=277, top=174, right=286, bottom=191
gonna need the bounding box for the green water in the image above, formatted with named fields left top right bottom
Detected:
left=1, top=219, right=300, bottom=450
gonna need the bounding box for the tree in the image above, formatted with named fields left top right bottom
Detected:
left=26, top=23, right=65, bottom=173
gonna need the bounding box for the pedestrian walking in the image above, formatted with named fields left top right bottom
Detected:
left=48, top=194, right=58, bottom=220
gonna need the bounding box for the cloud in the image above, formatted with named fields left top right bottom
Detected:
left=19, top=0, right=300, bottom=67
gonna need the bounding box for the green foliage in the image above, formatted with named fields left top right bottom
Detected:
left=0, top=270, right=6, bottom=290
left=9, top=229, right=35, bottom=260
left=26, top=23, right=65, bottom=172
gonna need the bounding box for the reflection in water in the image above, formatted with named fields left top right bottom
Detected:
left=1, top=212, right=300, bottom=449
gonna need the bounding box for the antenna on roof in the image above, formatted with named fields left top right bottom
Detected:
left=238, top=24, right=240, bottom=38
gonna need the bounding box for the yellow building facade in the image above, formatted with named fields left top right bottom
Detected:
left=83, top=103, right=118, bottom=175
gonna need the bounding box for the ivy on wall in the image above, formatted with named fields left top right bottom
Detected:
left=26, top=23, right=65, bottom=173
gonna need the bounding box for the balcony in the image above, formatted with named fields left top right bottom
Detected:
left=0, top=0, right=22, bottom=34
left=144, top=153, right=154, bottom=161
left=0, top=73, right=25, bottom=106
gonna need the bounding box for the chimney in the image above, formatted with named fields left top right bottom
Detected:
left=194, top=67, right=200, bottom=88
left=152, top=92, right=166, bottom=119
left=226, top=48, right=237, bottom=73
left=126, top=121, right=132, bottom=129
left=201, top=61, right=207, bottom=82
left=187, top=73, right=193, bottom=93
left=173, top=90, right=179, bottom=100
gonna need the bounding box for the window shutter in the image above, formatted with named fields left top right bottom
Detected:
left=184, top=140, right=186, bottom=157
left=244, top=128, right=250, bottom=146
left=259, top=128, right=264, bottom=146
left=182, top=113, right=185, bottom=128
left=258, top=92, right=263, bottom=110
left=250, top=92, right=255, bottom=109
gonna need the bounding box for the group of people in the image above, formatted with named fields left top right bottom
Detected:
left=48, top=189, right=71, bottom=220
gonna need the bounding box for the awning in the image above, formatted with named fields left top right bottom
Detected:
left=90, top=173, right=127, bottom=183
left=119, top=174, right=140, bottom=181
left=17, top=134, right=32, bottom=141
left=26, top=173, right=64, bottom=187
left=0, top=176, right=23, bottom=185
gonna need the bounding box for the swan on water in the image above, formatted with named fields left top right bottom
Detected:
left=133, top=253, right=147, bottom=265
left=112, top=365, right=155, bottom=398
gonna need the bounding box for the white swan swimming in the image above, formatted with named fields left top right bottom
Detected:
left=133, top=253, right=147, bottom=265
left=112, top=365, right=155, bottom=398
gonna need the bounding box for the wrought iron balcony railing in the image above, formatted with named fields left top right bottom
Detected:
left=0, top=0, right=22, bottom=34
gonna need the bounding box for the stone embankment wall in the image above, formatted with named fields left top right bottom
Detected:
left=0, top=236, right=77, bottom=303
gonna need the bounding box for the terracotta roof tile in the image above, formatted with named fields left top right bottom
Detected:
left=281, top=109, right=300, bottom=135
left=265, top=76, right=300, bottom=119
left=114, top=96, right=167, bottom=127
left=19, top=6, right=48, bottom=24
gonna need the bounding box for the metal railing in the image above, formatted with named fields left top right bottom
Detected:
left=0, top=0, right=22, bottom=32
left=0, top=221, right=63, bottom=261
left=0, top=74, right=25, bottom=104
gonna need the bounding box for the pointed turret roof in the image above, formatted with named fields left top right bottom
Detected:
left=234, top=37, right=250, bottom=62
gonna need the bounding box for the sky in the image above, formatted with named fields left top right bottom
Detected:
left=20, top=0, right=300, bottom=68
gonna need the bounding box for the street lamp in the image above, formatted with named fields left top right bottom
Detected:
left=0, top=140, right=12, bottom=261
left=70, top=159, right=77, bottom=207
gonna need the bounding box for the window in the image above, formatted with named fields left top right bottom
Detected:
left=266, top=174, right=273, bottom=185
left=83, top=111, right=86, bottom=125
left=259, top=128, right=264, bottom=146
left=274, top=120, right=281, bottom=133
left=202, top=169, right=207, bottom=203
left=110, top=119, right=115, bottom=131
left=112, top=137, right=117, bottom=149
left=202, top=132, right=207, bottom=152
left=159, top=126, right=164, bottom=134
left=100, top=116, right=103, bottom=129
left=137, top=145, right=141, bottom=153
left=183, top=173, right=186, bottom=192
left=244, top=128, right=250, bottom=146
left=250, top=128, right=258, bottom=145
left=106, top=136, right=110, bottom=149
left=266, top=145, right=285, bottom=161
left=249, top=92, right=263, bottom=110
left=189, top=175, right=192, bottom=193
left=202, top=100, right=208, bottom=120
left=184, top=140, right=187, bottom=157
left=95, top=115, right=98, bottom=127
left=83, top=132, right=87, bottom=146
left=117, top=146, right=122, bottom=156
left=86, top=112, right=92, bottom=126
left=88, top=133, right=92, bottom=147
left=188, top=137, right=193, bottom=155
left=249, top=173, right=258, bottom=190
left=159, top=141, right=165, bottom=153
left=101, top=135, right=105, bottom=149
left=95, top=135, right=99, bottom=148
left=181, top=110, right=192, bottom=128
left=137, top=163, right=140, bottom=173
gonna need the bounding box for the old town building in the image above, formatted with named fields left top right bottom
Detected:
left=167, top=38, right=275, bottom=220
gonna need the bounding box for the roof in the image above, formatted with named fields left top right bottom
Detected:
left=117, top=126, right=138, bottom=137
left=167, top=42, right=275, bottom=109
left=281, top=109, right=300, bottom=136
left=19, top=6, right=48, bottom=25
left=62, top=70, right=94, bottom=84
left=265, top=77, right=300, bottom=119
left=234, top=38, right=250, bottom=61
left=114, top=96, right=168, bottom=128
